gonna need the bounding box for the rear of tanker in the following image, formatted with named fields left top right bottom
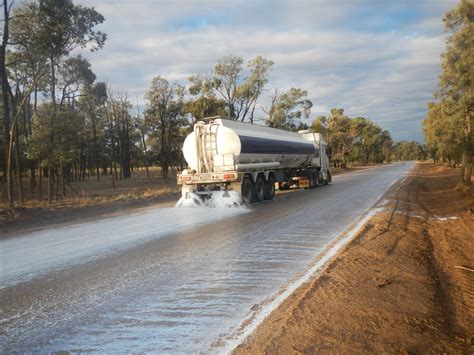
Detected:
left=177, top=116, right=331, bottom=205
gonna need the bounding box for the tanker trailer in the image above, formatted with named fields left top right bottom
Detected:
left=177, top=116, right=331, bottom=205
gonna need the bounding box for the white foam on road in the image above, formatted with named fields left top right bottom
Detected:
left=0, top=206, right=248, bottom=289
left=176, top=191, right=242, bottom=208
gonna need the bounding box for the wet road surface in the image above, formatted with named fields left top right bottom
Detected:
left=0, top=163, right=412, bottom=353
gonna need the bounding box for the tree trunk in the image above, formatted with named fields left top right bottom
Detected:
left=111, top=161, right=115, bottom=189
left=55, top=169, right=59, bottom=201
left=48, top=167, right=53, bottom=204
left=113, top=161, right=118, bottom=183
left=463, top=110, right=472, bottom=186
left=60, top=164, right=66, bottom=198
left=14, top=131, right=23, bottom=204
left=30, top=160, right=36, bottom=196
left=1, top=0, right=14, bottom=208
left=38, top=161, right=42, bottom=199
left=122, top=121, right=131, bottom=179
left=141, top=133, right=150, bottom=179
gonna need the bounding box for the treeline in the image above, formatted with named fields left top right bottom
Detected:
left=309, top=108, right=424, bottom=167
left=423, top=0, right=472, bottom=186
left=1, top=0, right=424, bottom=209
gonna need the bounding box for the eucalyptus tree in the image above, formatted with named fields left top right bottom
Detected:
left=433, top=0, right=474, bottom=185
left=423, top=99, right=464, bottom=167
left=327, top=108, right=353, bottom=168
left=1, top=0, right=15, bottom=207
left=185, top=74, right=226, bottom=123
left=145, top=76, right=187, bottom=178
left=213, top=55, right=273, bottom=122
left=79, top=81, right=107, bottom=181
left=11, top=0, right=106, bottom=109
left=264, top=88, right=312, bottom=129
left=5, top=0, right=107, bottom=204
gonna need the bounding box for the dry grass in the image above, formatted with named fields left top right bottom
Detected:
left=0, top=167, right=180, bottom=211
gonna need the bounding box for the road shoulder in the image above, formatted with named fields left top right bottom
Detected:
left=234, top=163, right=473, bottom=354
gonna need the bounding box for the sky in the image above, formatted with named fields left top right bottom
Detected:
left=76, top=0, right=459, bottom=142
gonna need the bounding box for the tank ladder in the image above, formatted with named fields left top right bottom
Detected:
left=200, top=125, right=218, bottom=173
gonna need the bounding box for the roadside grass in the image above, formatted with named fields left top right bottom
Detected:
left=0, top=167, right=180, bottom=211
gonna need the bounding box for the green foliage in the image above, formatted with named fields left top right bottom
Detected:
left=393, top=141, right=425, bottom=161
left=423, top=100, right=464, bottom=164
left=11, top=0, right=106, bottom=58
left=28, top=103, right=82, bottom=168
left=212, top=55, right=273, bottom=122
left=145, top=76, right=188, bottom=177
left=185, top=74, right=226, bottom=122
left=423, top=0, right=473, bottom=182
left=265, top=88, right=312, bottom=130
left=310, top=108, right=400, bottom=166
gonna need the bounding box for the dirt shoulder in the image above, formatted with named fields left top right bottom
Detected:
left=234, top=163, right=474, bottom=354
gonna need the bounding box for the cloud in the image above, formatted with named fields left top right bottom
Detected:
left=76, top=0, right=458, bottom=142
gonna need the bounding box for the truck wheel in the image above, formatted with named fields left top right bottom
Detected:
left=312, top=171, right=318, bottom=188
left=324, top=171, right=331, bottom=185
left=264, top=176, right=276, bottom=200
left=255, top=176, right=265, bottom=202
left=307, top=172, right=314, bottom=189
left=241, top=177, right=255, bottom=204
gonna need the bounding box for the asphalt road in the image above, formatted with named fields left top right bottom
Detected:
left=0, top=162, right=412, bottom=353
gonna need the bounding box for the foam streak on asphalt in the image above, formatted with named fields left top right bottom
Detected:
left=0, top=206, right=248, bottom=288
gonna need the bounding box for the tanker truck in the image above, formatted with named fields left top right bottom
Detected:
left=177, top=116, right=331, bottom=205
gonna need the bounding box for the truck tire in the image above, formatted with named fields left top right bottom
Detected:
left=307, top=171, right=313, bottom=189
left=255, top=176, right=265, bottom=202
left=324, top=171, right=331, bottom=185
left=242, top=177, right=255, bottom=204
left=264, top=176, right=276, bottom=200
left=310, top=171, right=318, bottom=189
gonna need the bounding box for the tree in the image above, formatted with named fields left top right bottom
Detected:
left=28, top=103, right=83, bottom=200
left=105, top=89, right=134, bottom=180
left=436, top=0, right=474, bottom=185
left=327, top=108, right=353, bottom=168
left=1, top=0, right=14, bottom=207
left=145, top=76, right=187, bottom=178
left=185, top=74, right=226, bottom=122
left=311, top=115, right=329, bottom=137
left=394, top=141, right=425, bottom=161
left=423, top=100, right=464, bottom=166
left=264, top=88, right=312, bottom=130
left=213, top=55, right=273, bottom=122
left=5, top=0, right=107, bottom=204
left=79, top=81, right=107, bottom=181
